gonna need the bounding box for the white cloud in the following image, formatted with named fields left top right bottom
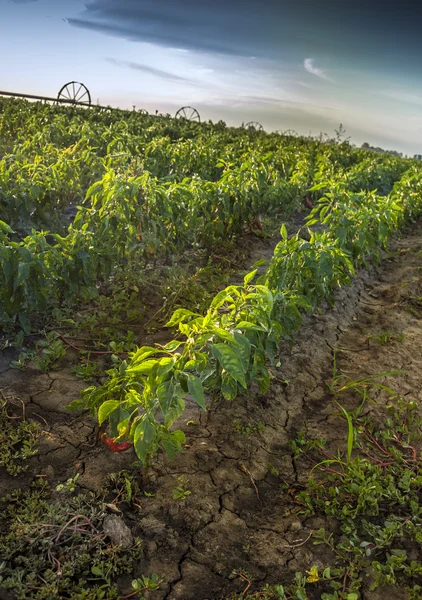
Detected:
left=304, top=58, right=333, bottom=82
left=379, top=89, right=422, bottom=107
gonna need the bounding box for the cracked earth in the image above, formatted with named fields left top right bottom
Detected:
left=1, top=220, right=422, bottom=599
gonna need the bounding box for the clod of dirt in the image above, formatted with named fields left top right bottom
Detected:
left=103, top=515, right=134, bottom=549
left=139, top=515, right=168, bottom=538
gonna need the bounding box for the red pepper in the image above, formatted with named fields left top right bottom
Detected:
left=304, top=197, right=313, bottom=209
left=101, top=433, right=133, bottom=452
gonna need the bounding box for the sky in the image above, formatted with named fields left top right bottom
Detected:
left=2, top=0, right=422, bottom=155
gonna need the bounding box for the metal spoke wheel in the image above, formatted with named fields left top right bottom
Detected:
left=175, top=106, right=200, bottom=122
left=57, top=81, right=91, bottom=106
left=284, top=129, right=298, bottom=137
left=244, top=121, right=263, bottom=131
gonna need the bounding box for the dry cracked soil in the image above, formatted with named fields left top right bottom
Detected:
left=1, top=220, right=422, bottom=600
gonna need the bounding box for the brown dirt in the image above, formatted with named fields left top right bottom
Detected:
left=1, top=220, right=421, bottom=599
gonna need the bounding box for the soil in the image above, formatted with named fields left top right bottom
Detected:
left=1, top=219, right=421, bottom=600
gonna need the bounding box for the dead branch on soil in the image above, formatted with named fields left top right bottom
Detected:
left=238, top=463, right=263, bottom=507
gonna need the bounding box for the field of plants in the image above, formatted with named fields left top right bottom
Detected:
left=1, top=98, right=422, bottom=600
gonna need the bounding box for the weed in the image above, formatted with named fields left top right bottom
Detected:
left=230, top=373, right=422, bottom=600
left=366, top=329, right=405, bottom=345
left=73, top=357, right=103, bottom=380
left=0, top=476, right=154, bottom=599
left=0, top=392, right=38, bottom=476
left=10, top=332, right=66, bottom=372
left=267, top=463, right=280, bottom=477
left=172, top=476, right=191, bottom=501
left=232, top=419, right=265, bottom=436
left=131, top=573, right=162, bottom=593
left=56, top=473, right=80, bottom=493
left=294, top=391, right=422, bottom=598
left=106, top=470, right=141, bottom=505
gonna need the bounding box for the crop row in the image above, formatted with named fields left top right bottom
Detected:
left=72, top=166, right=422, bottom=463
left=0, top=99, right=414, bottom=331
left=0, top=99, right=410, bottom=236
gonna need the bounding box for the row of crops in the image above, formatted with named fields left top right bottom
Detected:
left=1, top=98, right=422, bottom=462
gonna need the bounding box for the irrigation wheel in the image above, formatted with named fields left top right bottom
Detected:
left=284, top=129, right=298, bottom=137
left=175, top=106, right=201, bottom=122
left=57, top=81, right=91, bottom=106
left=245, top=121, right=264, bottom=131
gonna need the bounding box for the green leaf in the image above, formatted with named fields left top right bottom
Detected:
left=243, top=269, right=257, bottom=286
left=14, top=262, right=30, bottom=291
left=212, top=327, right=235, bottom=343
left=237, top=320, right=265, bottom=332
left=165, top=308, right=201, bottom=327
left=233, top=331, right=251, bottom=370
left=116, top=416, right=130, bottom=438
left=211, top=343, right=247, bottom=388
left=164, top=396, right=185, bottom=428
left=280, top=223, right=288, bottom=240
left=322, top=567, right=331, bottom=579
left=336, top=402, right=354, bottom=462
left=162, top=340, right=183, bottom=352
left=157, top=380, right=175, bottom=414
left=252, top=258, right=267, bottom=267
left=98, top=400, right=121, bottom=425
left=134, top=418, right=156, bottom=462
left=126, top=359, right=159, bottom=375
left=130, top=346, right=160, bottom=363
left=161, top=430, right=186, bottom=459
left=144, top=419, right=155, bottom=444
left=221, top=373, right=238, bottom=400
left=187, top=375, right=206, bottom=410
left=257, top=367, right=271, bottom=393
left=109, top=406, right=131, bottom=438
left=157, top=356, right=176, bottom=377
left=18, top=312, right=31, bottom=333
left=0, top=220, right=14, bottom=234
left=209, top=288, right=234, bottom=310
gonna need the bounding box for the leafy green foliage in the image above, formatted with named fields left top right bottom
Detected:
left=291, top=391, right=422, bottom=599
left=0, top=393, right=38, bottom=476
left=79, top=159, right=422, bottom=464
left=172, top=476, right=192, bottom=500
left=1, top=97, right=422, bottom=467
left=0, top=477, right=148, bottom=599
left=226, top=388, right=422, bottom=600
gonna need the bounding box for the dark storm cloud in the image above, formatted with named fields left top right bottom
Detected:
left=67, top=0, right=298, bottom=57
left=68, top=15, right=242, bottom=55
left=67, top=0, right=422, bottom=75
left=106, top=57, right=194, bottom=83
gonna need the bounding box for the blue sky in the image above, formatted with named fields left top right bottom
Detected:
left=2, top=0, right=422, bottom=155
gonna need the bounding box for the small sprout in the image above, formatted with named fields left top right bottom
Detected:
left=56, top=473, right=80, bottom=493
left=267, top=463, right=279, bottom=477
left=306, top=566, right=320, bottom=583
left=132, top=573, right=161, bottom=591
left=172, top=476, right=191, bottom=501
